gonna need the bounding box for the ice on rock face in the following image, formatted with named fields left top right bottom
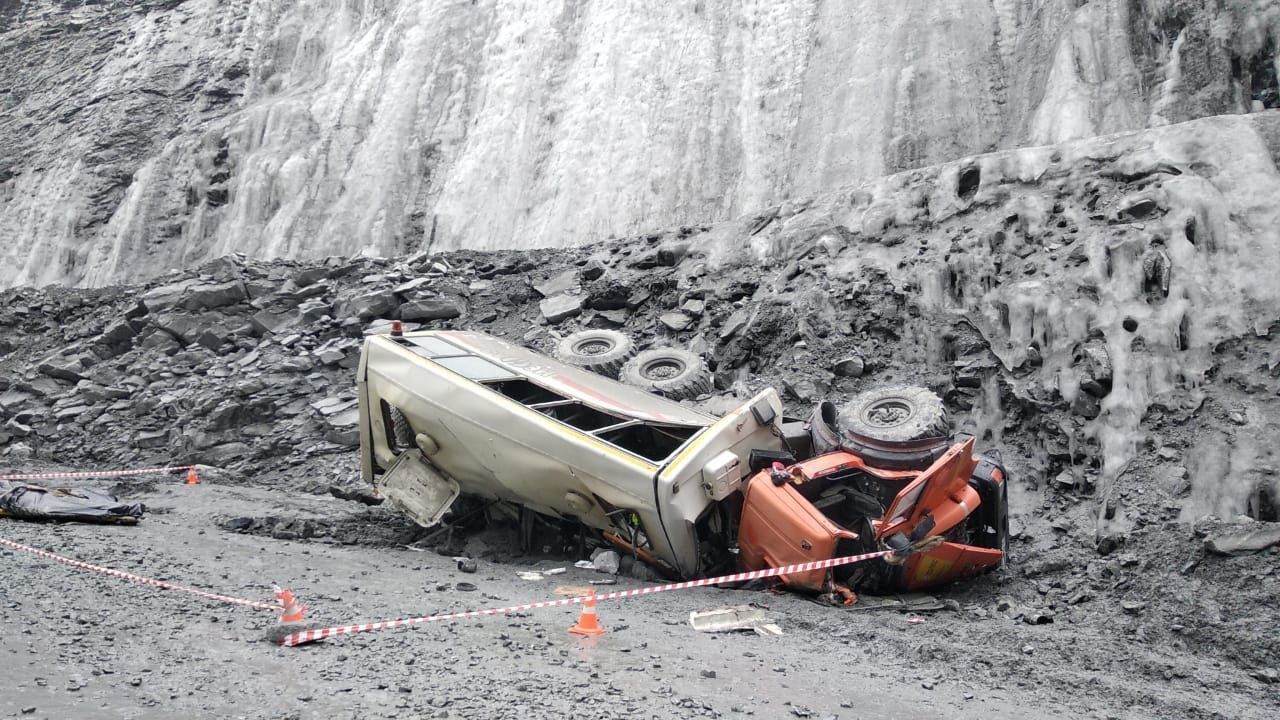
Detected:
left=1, top=0, right=1278, bottom=287
left=724, top=112, right=1280, bottom=526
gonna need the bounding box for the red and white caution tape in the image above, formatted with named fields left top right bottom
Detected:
left=281, top=549, right=894, bottom=647
left=0, top=536, right=279, bottom=611
left=0, top=465, right=194, bottom=481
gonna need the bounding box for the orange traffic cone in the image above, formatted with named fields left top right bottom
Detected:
left=185, top=467, right=199, bottom=485
left=275, top=586, right=306, bottom=624
left=568, top=592, right=607, bottom=637
left=270, top=586, right=317, bottom=645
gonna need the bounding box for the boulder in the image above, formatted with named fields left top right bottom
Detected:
left=198, top=256, right=244, bottom=281
left=141, top=279, right=199, bottom=313
left=581, top=259, right=607, bottom=281
left=394, top=278, right=432, bottom=295
left=540, top=294, right=583, bottom=324
left=660, top=312, right=693, bottom=332
left=832, top=356, right=865, bottom=377
left=534, top=270, right=580, bottom=298
left=295, top=267, right=332, bottom=287
left=298, top=298, right=332, bottom=323
left=1205, top=526, right=1280, bottom=555
left=38, top=360, right=86, bottom=383
left=315, top=346, right=347, bottom=366
left=4, top=418, right=31, bottom=437
left=197, top=325, right=235, bottom=352
left=1075, top=340, right=1112, bottom=397
left=276, top=356, right=316, bottom=373
left=400, top=296, right=464, bottom=321
left=322, top=407, right=361, bottom=446
left=99, top=319, right=138, bottom=346
left=182, top=280, right=247, bottom=311
left=132, top=428, right=169, bottom=448
left=719, top=308, right=750, bottom=340
left=153, top=312, right=203, bottom=344
left=681, top=298, right=706, bottom=317
left=250, top=308, right=301, bottom=335
left=342, top=290, right=398, bottom=321
left=137, top=330, right=183, bottom=353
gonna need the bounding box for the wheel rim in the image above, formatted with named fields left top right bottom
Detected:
left=574, top=339, right=614, bottom=356
left=641, top=358, right=685, bottom=381
left=861, top=398, right=914, bottom=429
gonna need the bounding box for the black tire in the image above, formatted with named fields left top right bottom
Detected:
left=809, top=401, right=841, bottom=455
left=619, top=347, right=712, bottom=400
left=995, top=482, right=1010, bottom=567
left=838, top=386, right=949, bottom=470
left=554, top=330, right=636, bottom=377
left=389, top=406, right=414, bottom=450
left=841, top=385, right=948, bottom=442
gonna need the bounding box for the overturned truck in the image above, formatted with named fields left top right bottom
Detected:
left=357, top=329, right=1008, bottom=595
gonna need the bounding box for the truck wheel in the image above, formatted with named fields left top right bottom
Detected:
left=554, top=330, right=636, bottom=377
left=620, top=348, right=712, bottom=400
left=389, top=406, right=414, bottom=450
left=838, top=386, right=949, bottom=470
left=995, top=483, right=1010, bottom=567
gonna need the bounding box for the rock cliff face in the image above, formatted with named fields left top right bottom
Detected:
left=1, top=0, right=1277, bottom=287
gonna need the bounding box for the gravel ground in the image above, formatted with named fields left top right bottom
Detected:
left=1, top=479, right=1274, bottom=720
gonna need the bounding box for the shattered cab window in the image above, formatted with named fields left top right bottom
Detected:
left=600, top=423, right=698, bottom=462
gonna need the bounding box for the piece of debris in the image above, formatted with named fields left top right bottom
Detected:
left=1022, top=609, right=1055, bottom=625
left=328, top=485, right=383, bottom=505
left=1250, top=668, right=1279, bottom=684
left=0, top=481, right=144, bottom=524
left=688, top=605, right=783, bottom=636
left=848, top=593, right=943, bottom=612
left=1204, top=526, right=1280, bottom=555
left=590, top=549, right=621, bottom=574
left=832, top=356, right=865, bottom=377
left=456, top=558, right=478, bottom=573
left=1121, top=599, right=1146, bottom=615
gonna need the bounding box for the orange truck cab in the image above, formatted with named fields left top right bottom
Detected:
left=737, top=437, right=1009, bottom=594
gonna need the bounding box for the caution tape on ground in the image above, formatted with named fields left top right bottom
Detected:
left=0, top=465, right=195, bottom=481
left=281, top=549, right=894, bottom=647
left=0, top=536, right=279, bottom=611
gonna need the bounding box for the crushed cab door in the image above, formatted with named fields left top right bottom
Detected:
left=877, top=438, right=980, bottom=542
left=737, top=473, right=858, bottom=592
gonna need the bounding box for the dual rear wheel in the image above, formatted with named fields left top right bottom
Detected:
left=553, top=330, right=712, bottom=401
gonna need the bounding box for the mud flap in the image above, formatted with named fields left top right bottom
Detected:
left=378, top=449, right=460, bottom=528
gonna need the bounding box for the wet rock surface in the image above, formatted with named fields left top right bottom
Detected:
left=2, top=1, right=1279, bottom=287
left=0, top=114, right=1278, bottom=718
